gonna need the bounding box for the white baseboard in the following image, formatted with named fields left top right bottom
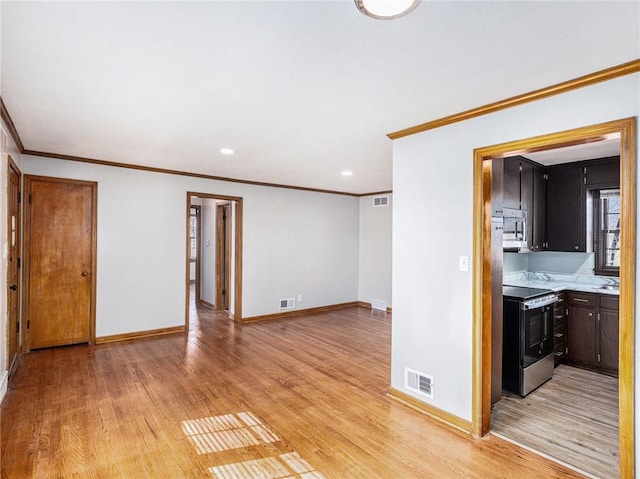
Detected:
left=0, top=370, right=8, bottom=405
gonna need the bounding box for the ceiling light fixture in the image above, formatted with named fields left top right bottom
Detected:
left=355, top=0, right=420, bottom=20
left=220, top=148, right=234, bottom=155
left=342, top=170, right=353, bottom=177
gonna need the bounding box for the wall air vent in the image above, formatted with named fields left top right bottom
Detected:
left=279, top=298, right=295, bottom=311
left=405, top=368, right=434, bottom=399
left=373, top=195, right=389, bottom=207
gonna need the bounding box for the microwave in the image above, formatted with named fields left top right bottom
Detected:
left=502, top=208, right=529, bottom=252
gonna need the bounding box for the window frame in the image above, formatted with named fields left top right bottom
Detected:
left=592, top=188, right=620, bottom=276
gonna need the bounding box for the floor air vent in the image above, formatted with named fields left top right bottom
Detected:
left=279, top=298, right=295, bottom=310
left=405, top=368, right=434, bottom=399
left=373, top=195, right=389, bottom=207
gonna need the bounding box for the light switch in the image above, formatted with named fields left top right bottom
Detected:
left=459, top=256, right=469, bottom=272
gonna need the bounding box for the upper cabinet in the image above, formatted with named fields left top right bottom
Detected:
left=584, top=156, right=620, bottom=188
left=547, top=164, right=585, bottom=252
left=502, top=156, right=546, bottom=251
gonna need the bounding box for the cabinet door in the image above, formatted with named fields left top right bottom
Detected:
left=567, top=306, right=596, bottom=365
left=503, top=158, right=521, bottom=210
left=547, top=165, right=584, bottom=252
left=599, top=309, right=619, bottom=373
left=585, top=157, right=620, bottom=188
left=532, top=166, right=546, bottom=251
left=520, top=161, right=534, bottom=248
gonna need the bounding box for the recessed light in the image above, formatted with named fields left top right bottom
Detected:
left=342, top=170, right=353, bottom=176
left=220, top=148, right=234, bottom=155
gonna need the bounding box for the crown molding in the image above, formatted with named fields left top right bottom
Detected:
left=388, top=58, right=640, bottom=140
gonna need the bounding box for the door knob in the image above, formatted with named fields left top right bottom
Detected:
left=82, top=271, right=89, bottom=277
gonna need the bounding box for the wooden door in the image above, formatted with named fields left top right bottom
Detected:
left=567, top=306, right=596, bottom=365
left=6, top=157, right=21, bottom=373
left=24, top=176, right=97, bottom=350
left=215, top=203, right=231, bottom=310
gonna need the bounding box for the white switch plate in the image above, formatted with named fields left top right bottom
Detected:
left=459, top=256, right=469, bottom=272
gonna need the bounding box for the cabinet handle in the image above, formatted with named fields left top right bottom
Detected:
left=554, top=333, right=563, bottom=338
left=554, top=315, right=564, bottom=319
left=573, top=298, right=589, bottom=303
left=574, top=245, right=579, bottom=250
left=553, top=352, right=563, bottom=357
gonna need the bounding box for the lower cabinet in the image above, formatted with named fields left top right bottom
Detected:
left=566, top=291, right=618, bottom=376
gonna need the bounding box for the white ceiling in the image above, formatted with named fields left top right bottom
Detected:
left=1, top=1, right=639, bottom=194
left=524, top=137, right=621, bottom=166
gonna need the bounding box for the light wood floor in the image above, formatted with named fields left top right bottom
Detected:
left=1, top=302, right=588, bottom=478
left=491, top=365, right=618, bottom=479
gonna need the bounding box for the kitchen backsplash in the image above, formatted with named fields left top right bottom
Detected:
left=504, top=251, right=595, bottom=275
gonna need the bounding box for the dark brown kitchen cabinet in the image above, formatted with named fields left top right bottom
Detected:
left=598, top=295, right=619, bottom=374
left=585, top=156, right=620, bottom=188
left=553, top=293, right=567, bottom=366
left=531, top=165, right=547, bottom=251
left=503, top=158, right=521, bottom=210
left=566, top=291, right=618, bottom=376
left=567, top=303, right=596, bottom=365
left=547, top=164, right=585, bottom=252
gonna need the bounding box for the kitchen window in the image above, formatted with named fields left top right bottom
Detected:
left=593, top=188, right=620, bottom=276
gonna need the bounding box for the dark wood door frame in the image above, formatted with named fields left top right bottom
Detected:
left=6, top=155, right=22, bottom=374
left=185, top=192, right=242, bottom=326
left=22, top=175, right=98, bottom=351
left=215, top=202, right=231, bottom=311
left=472, top=117, right=636, bottom=477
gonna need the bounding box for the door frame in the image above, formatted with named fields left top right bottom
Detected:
left=6, top=155, right=22, bottom=372
left=185, top=192, right=243, bottom=326
left=215, top=202, right=231, bottom=311
left=22, top=175, right=98, bottom=351
left=471, top=117, right=636, bottom=477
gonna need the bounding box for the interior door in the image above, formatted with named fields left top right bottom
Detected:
left=6, top=157, right=21, bottom=373
left=215, top=202, right=231, bottom=310
left=25, top=176, right=97, bottom=350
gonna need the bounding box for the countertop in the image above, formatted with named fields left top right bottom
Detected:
left=503, top=272, right=620, bottom=296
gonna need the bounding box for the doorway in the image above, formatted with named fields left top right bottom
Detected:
left=6, top=156, right=21, bottom=375
left=185, top=192, right=243, bottom=328
left=472, top=118, right=636, bottom=477
left=23, top=175, right=97, bottom=350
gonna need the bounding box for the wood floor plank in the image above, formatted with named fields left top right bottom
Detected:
left=491, top=364, right=618, bottom=479
left=2, top=300, right=588, bottom=478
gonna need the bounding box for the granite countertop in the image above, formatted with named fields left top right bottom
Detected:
left=503, top=272, right=620, bottom=296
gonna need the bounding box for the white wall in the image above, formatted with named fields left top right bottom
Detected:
left=392, top=74, right=639, bottom=429
left=358, top=194, right=392, bottom=308
left=20, top=155, right=360, bottom=335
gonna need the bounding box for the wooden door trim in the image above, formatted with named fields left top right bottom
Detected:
left=6, top=156, right=22, bottom=371
left=23, top=175, right=98, bottom=351
left=185, top=192, right=243, bottom=326
left=471, top=117, right=636, bottom=477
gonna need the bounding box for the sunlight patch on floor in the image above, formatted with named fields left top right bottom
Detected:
left=183, top=412, right=325, bottom=478
left=182, top=412, right=280, bottom=454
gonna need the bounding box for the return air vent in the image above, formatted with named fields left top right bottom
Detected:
left=405, top=368, right=434, bottom=399
left=279, top=298, right=295, bottom=311
left=373, top=195, right=389, bottom=207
